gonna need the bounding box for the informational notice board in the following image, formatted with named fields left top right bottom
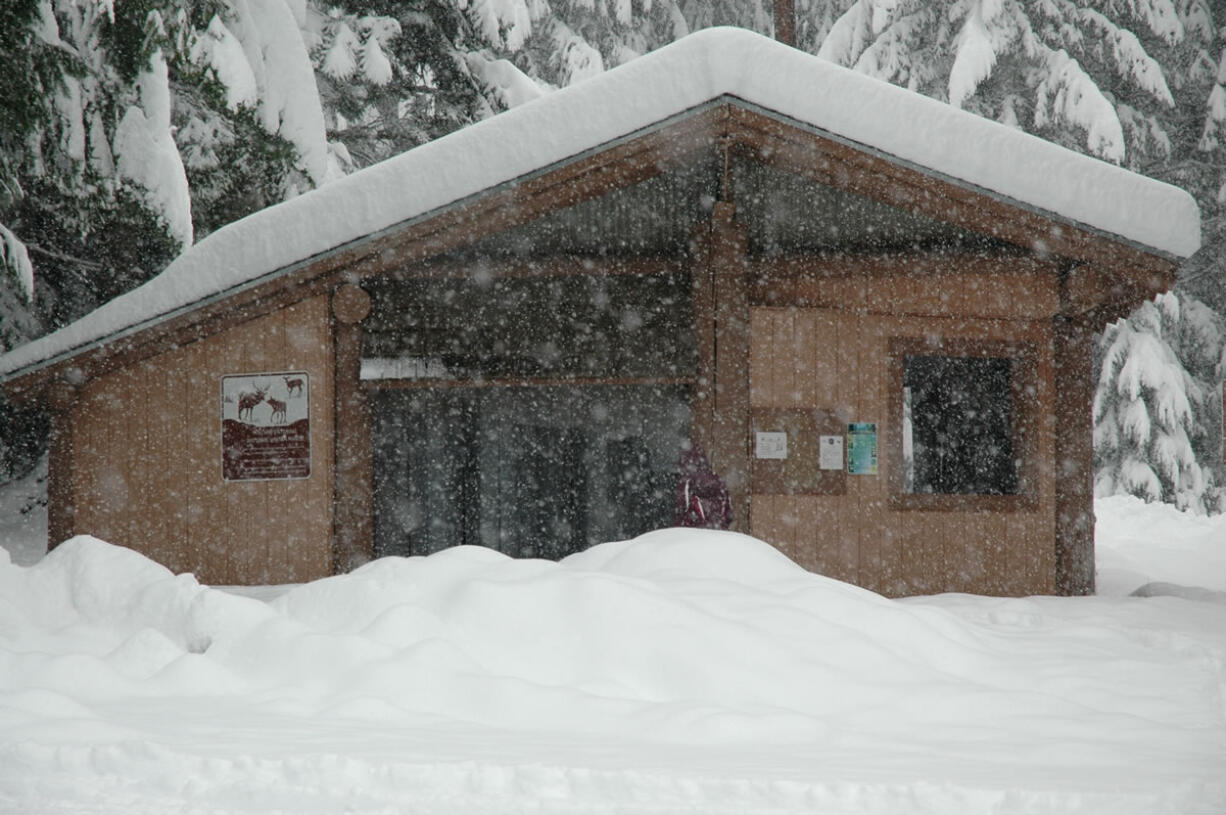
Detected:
left=221, top=372, right=310, bottom=482
left=846, top=422, right=878, bottom=476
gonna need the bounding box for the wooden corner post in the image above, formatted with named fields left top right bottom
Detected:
left=45, top=379, right=80, bottom=550
left=1052, top=314, right=1095, bottom=595
left=332, top=283, right=373, bottom=573
left=691, top=201, right=751, bottom=532
left=774, top=0, right=796, bottom=46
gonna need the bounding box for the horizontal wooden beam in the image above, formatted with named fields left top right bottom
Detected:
left=750, top=252, right=1062, bottom=320
left=386, top=256, right=683, bottom=282
left=361, top=375, right=696, bottom=391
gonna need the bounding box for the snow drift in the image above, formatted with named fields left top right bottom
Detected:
left=1, top=528, right=1223, bottom=813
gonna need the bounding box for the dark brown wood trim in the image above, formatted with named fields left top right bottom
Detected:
left=46, top=380, right=78, bottom=550
left=1052, top=315, right=1095, bottom=595
left=362, top=375, right=696, bottom=391
left=332, top=286, right=373, bottom=573
left=1059, top=259, right=1175, bottom=325
left=886, top=336, right=1040, bottom=514
left=759, top=252, right=1045, bottom=277
left=706, top=202, right=752, bottom=532
left=750, top=253, right=1062, bottom=318
left=389, top=256, right=683, bottom=282
left=689, top=222, right=717, bottom=460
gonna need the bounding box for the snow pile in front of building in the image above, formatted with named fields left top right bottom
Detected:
left=1, top=528, right=1224, bottom=814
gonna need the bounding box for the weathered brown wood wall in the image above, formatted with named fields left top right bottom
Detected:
left=67, top=296, right=334, bottom=585
left=747, top=258, right=1058, bottom=597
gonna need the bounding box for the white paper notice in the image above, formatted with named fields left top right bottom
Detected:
left=819, top=435, right=844, bottom=470
left=755, top=431, right=788, bottom=460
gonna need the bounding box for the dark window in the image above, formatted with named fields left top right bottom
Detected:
left=361, top=272, right=695, bottom=381
left=372, top=385, right=689, bottom=560
left=902, top=355, right=1018, bottom=495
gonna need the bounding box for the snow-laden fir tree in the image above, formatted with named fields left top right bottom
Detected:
left=814, top=0, right=1211, bottom=169
left=306, top=0, right=700, bottom=169
left=176, top=0, right=328, bottom=235
left=309, top=1, right=506, bottom=167
left=1094, top=292, right=1225, bottom=513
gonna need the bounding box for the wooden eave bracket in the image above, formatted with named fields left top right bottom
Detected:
left=1059, top=258, right=1177, bottom=327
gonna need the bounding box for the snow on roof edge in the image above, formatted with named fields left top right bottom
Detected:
left=728, top=95, right=1195, bottom=265
left=0, top=98, right=731, bottom=385
left=0, top=27, right=1201, bottom=382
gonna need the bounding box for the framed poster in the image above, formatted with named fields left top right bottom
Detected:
left=221, top=372, right=310, bottom=481
left=847, top=422, right=878, bottom=476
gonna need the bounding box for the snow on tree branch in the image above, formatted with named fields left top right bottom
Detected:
left=1035, top=49, right=1126, bottom=161
left=113, top=49, right=193, bottom=249
left=0, top=226, right=34, bottom=303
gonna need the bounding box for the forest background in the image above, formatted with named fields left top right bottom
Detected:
left=2, top=0, right=1225, bottom=514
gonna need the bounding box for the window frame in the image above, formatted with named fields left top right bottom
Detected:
left=887, top=336, right=1039, bottom=513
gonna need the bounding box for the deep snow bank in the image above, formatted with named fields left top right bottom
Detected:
left=1095, top=494, right=1226, bottom=595
left=1, top=530, right=1224, bottom=814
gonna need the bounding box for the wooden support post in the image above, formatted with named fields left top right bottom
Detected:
left=691, top=242, right=716, bottom=460
left=332, top=283, right=373, bottom=573
left=691, top=202, right=751, bottom=532
left=1052, top=315, right=1095, bottom=595
left=45, top=379, right=79, bottom=550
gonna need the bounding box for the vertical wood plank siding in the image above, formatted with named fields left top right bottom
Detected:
left=69, top=296, right=335, bottom=585
left=46, top=382, right=79, bottom=548
left=748, top=265, right=1059, bottom=597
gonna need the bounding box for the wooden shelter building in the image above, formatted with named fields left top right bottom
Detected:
left=0, top=29, right=1200, bottom=595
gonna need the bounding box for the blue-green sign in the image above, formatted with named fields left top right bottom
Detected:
left=847, top=422, right=878, bottom=476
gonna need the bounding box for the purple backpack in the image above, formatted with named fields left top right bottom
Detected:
left=673, top=445, right=732, bottom=529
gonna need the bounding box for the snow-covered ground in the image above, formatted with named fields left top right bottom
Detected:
left=0, top=495, right=1223, bottom=814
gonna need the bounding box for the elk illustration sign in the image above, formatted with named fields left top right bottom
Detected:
left=221, top=372, right=310, bottom=481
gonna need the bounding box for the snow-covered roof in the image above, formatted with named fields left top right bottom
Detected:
left=0, top=27, right=1201, bottom=381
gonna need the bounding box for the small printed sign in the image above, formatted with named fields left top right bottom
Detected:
left=819, top=434, right=844, bottom=471
left=221, top=372, right=310, bottom=481
left=846, top=422, right=878, bottom=476
left=755, top=431, right=788, bottom=460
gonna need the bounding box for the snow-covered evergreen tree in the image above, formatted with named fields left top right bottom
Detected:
left=175, top=1, right=324, bottom=237
left=1094, top=292, right=1224, bottom=513
left=813, top=0, right=1207, bottom=168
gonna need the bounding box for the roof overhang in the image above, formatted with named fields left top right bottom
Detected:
left=0, top=27, right=1196, bottom=398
